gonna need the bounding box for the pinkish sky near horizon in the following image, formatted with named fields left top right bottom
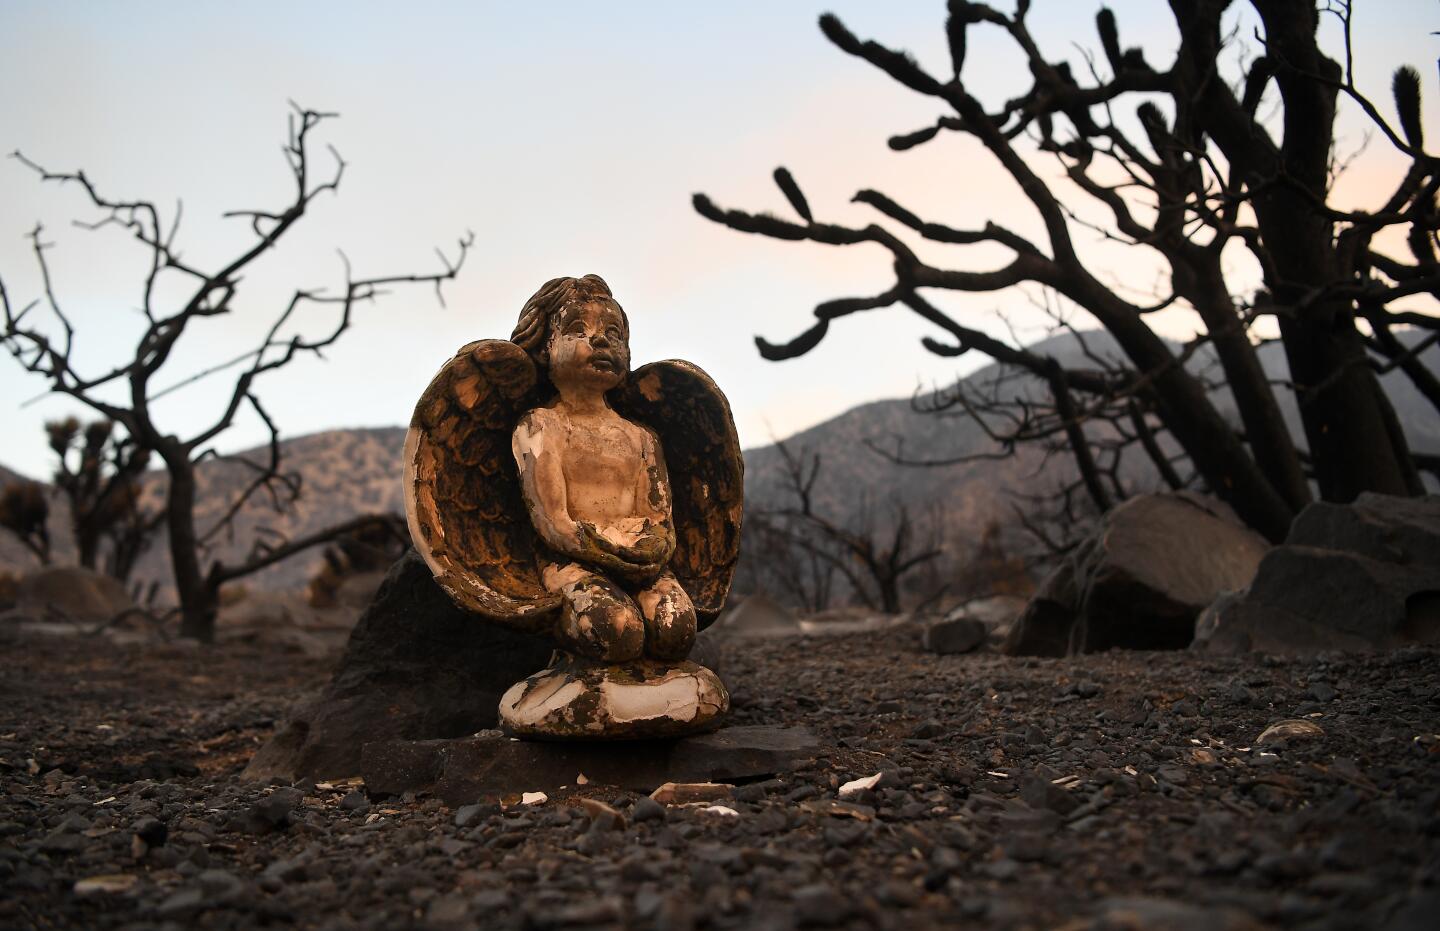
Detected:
left=2, top=1, right=1436, bottom=479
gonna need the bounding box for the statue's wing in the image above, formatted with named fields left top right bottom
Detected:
left=403, top=339, right=561, bottom=632
left=613, top=360, right=743, bottom=627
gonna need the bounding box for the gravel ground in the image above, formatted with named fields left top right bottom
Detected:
left=2, top=625, right=1438, bottom=930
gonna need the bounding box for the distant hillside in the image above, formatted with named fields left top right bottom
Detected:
left=745, top=328, right=1439, bottom=536
left=2, top=329, right=1435, bottom=599
left=127, top=427, right=410, bottom=594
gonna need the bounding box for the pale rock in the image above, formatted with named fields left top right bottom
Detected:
left=1256, top=719, right=1325, bottom=745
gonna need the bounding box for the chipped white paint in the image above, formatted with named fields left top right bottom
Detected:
left=599, top=671, right=706, bottom=725
left=499, top=677, right=587, bottom=730
left=498, top=660, right=729, bottom=740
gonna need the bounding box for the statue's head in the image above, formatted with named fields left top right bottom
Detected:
left=511, top=274, right=631, bottom=391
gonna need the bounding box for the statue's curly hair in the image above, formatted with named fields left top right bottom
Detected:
left=510, top=274, right=628, bottom=367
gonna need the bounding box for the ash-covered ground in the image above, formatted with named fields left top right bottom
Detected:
left=3, top=626, right=1437, bottom=930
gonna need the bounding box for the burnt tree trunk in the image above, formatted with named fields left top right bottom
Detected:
left=876, top=573, right=901, bottom=615
left=1279, top=305, right=1423, bottom=500
left=165, top=459, right=219, bottom=643
left=1183, top=265, right=1313, bottom=512
left=1185, top=0, right=1421, bottom=502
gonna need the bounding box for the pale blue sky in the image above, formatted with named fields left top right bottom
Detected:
left=2, top=1, right=1436, bottom=478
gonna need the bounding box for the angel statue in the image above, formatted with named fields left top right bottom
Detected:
left=403, top=275, right=743, bottom=740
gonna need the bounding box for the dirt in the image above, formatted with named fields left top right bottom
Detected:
left=2, top=624, right=1438, bottom=930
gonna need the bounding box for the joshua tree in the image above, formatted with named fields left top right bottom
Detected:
left=0, top=481, right=51, bottom=566
left=696, top=1, right=1438, bottom=542
left=1, top=105, right=471, bottom=640
left=44, top=417, right=161, bottom=582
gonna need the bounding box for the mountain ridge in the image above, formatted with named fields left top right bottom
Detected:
left=2, top=330, right=1435, bottom=597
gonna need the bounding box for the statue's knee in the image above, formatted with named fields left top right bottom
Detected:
left=638, top=578, right=696, bottom=660
left=557, top=579, right=644, bottom=662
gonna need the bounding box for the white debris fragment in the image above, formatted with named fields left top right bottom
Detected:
left=522, top=791, right=548, bottom=806
left=701, top=805, right=739, bottom=817
left=74, top=874, right=137, bottom=895
left=837, top=772, right=884, bottom=799
left=1256, top=719, right=1325, bottom=745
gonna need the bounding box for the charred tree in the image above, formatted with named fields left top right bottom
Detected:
left=759, top=439, right=944, bottom=614
left=0, top=481, right=51, bottom=566
left=695, top=1, right=1438, bottom=541
left=1, top=105, right=472, bottom=641
left=44, top=417, right=161, bottom=581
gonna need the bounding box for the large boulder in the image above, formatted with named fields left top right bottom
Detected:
left=1005, top=493, right=1270, bottom=656
left=243, top=549, right=553, bottom=782
left=1195, top=493, right=1440, bottom=653
left=14, top=566, right=134, bottom=624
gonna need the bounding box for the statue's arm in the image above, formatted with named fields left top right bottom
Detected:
left=512, top=412, right=583, bottom=557
left=628, top=427, right=676, bottom=565
left=512, top=412, right=665, bottom=579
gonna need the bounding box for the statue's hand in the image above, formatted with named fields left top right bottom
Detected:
left=576, top=520, right=670, bottom=580
left=622, top=522, right=673, bottom=565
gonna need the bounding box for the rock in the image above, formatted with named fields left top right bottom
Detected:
left=132, top=816, right=167, bottom=848
left=453, top=803, right=494, bottom=828
left=73, top=874, right=138, bottom=895
left=155, top=886, right=206, bottom=919
left=934, top=595, right=1028, bottom=649
left=361, top=724, right=822, bottom=802
left=793, top=883, right=850, bottom=926
left=712, top=593, right=801, bottom=637
left=631, top=796, right=667, bottom=823
left=499, top=656, right=729, bottom=740
left=838, top=773, right=884, bottom=799
left=1386, top=890, right=1440, bottom=931
left=650, top=782, right=733, bottom=804
left=797, top=609, right=912, bottom=636
left=576, top=798, right=626, bottom=829
left=233, top=787, right=301, bottom=834
left=1020, top=774, right=1081, bottom=816
left=1006, top=493, right=1269, bottom=656
left=923, top=616, right=987, bottom=655
left=196, top=869, right=246, bottom=902
left=1195, top=494, right=1440, bottom=654
left=14, top=566, right=134, bottom=625
left=338, top=789, right=369, bottom=812
left=1088, top=897, right=1267, bottom=930
left=1256, top=720, right=1324, bottom=745
left=688, top=627, right=724, bottom=676
left=243, top=550, right=553, bottom=782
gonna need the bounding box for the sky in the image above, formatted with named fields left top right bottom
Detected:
left=2, top=1, right=1436, bottom=479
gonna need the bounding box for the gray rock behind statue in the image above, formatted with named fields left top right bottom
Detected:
left=1195, top=493, right=1440, bottom=653
left=243, top=550, right=554, bottom=782
left=1005, top=493, right=1270, bottom=656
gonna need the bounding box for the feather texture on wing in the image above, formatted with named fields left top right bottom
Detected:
left=405, top=343, right=743, bottom=634
left=614, top=360, right=744, bottom=627
left=403, top=339, right=561, bottom=633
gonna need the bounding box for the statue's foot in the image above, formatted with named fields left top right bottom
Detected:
left=498, top=654, right=728, bottom=740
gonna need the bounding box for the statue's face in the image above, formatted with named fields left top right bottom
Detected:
left=547, top=299, right=630, bottom=391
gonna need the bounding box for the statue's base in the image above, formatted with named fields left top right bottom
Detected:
left=498, top=655, right=729, bottom=740
left=360, top=725, right=822, bottom=803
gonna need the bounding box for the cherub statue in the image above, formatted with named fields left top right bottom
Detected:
left=403, top=275, right=742, bottom=739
